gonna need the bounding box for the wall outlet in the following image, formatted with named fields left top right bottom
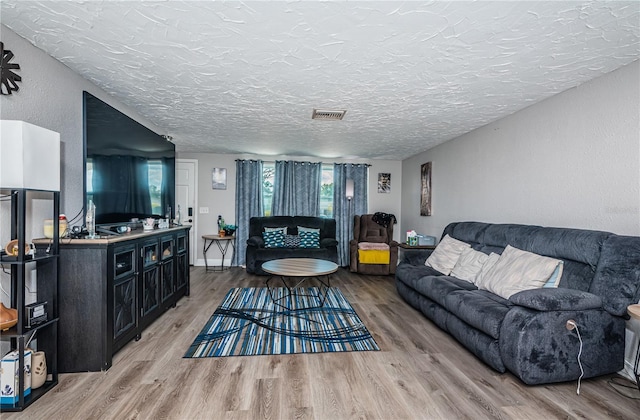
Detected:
left=199, top=207, right=209, bottom=214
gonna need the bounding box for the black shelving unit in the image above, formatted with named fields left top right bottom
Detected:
left=1, top=188, right=59, bottom=412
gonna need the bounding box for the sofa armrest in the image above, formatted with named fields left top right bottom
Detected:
left=509, top=288, right=602, bottom=312
left=320, top=238, right=338, bottom=248
left=247, top=235, right=264, bottom=248
left=400, top=249, right=433, bottom=266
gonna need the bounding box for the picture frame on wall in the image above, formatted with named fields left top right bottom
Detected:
left=212, top=168, right=227, bottom=190
left=378, top=173, right=391, bottom=193
left=420, top=162, right=432, bottom=216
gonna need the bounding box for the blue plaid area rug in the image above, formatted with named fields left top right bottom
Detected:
left=184, top=287, right=379, bottom=358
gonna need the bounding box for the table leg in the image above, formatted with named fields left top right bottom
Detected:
left=203, top=238, right=215, bottom=272
left=214, top=239, right=232, bottom=271
left=265, top=274, right=331, bottom=310
left=634, top=338, right=640, bottom=392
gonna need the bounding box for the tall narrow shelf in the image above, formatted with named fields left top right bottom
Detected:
left=0, top=188, right=59, bottom=412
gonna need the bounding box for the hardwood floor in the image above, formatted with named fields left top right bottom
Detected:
left=6, top=267, right=639, bottom=419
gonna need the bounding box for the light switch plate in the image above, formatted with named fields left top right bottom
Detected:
left=199, top=207, right=209, bottom=214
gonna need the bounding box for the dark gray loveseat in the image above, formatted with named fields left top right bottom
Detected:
left=246, top=216, right=338, bottom=275
left=396, top=221, right=640, bottom=385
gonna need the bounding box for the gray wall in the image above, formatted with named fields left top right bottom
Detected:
left=0, top=25, right=163, bottom=228
left=401, top=60, right=640, bottom=239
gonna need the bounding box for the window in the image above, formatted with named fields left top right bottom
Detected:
left=320, top=164, right=333, bottom=217
left=148, top=160, right=163, bottom=215
left=261, top=162, right=334, bottom=217
left=263, top=163, right=275, bottom=216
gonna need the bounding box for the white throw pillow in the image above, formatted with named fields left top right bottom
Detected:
left=479, top=245, right=564, bottom=299
left=425, top=235, right=470, bottom=275
left=473, top=252, right=500, bottom=288
left=264, top=226, right=288, bottom=234
left=450, top=248, right=489, bottom=283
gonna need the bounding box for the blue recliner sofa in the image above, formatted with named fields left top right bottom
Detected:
left=395, top=221, right=640, bottom=385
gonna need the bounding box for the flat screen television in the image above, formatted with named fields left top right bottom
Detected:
left=83, top=91, right=175, bottom=226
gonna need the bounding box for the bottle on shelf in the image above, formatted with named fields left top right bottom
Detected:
left=175, top=205, right=182, bottom=225
left=86, top=200, right=96, bottom=239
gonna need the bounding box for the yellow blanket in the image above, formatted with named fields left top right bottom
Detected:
left=358, top=249, right=390, bottom=264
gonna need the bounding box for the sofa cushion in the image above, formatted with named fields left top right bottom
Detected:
left=480, top=245, right=563, bottom=299
left=395, top=263, right=441, bottom=286
left=425, top=235, right=470, bottom=275
left=509, top=288, right=602, bottom=311
left=445, top=290, right=512, bottom=339
left=450, top=247, right=489, bottom=283
left=412, top=275, right=476, bottom=308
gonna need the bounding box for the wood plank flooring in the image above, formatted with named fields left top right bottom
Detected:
left=5, top=267, right=639, bottom=419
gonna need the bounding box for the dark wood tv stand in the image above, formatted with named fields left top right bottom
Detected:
left=46, top=226, right=190, bottom=372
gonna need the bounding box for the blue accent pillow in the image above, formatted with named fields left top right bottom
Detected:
left=299, top=231, right=320, bottom=248
left=543, top=261, right=564, bottom=288
left=263, top=230, right=285, bottom=248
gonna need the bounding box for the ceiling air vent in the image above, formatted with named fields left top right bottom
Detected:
left=312, top=109, right=347, bottom=120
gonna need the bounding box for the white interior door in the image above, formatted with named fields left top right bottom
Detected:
left=176, top=159, right=197, bottom=265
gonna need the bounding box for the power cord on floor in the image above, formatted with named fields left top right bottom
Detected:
left=566, top=320, right=584, bottom=395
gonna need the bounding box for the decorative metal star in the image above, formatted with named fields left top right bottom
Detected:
left=1, top=42, right=22, bottom=95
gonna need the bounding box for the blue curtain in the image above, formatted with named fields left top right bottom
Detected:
left=333, top=163, right=368, bottom=266
left=233, top=159, right=264, bottom=266
left=272, top=160, right=321, bottom=216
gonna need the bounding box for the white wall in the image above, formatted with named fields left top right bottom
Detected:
left=401, top=60, right=640, bottom=381
left=401, top=60, right=640, bottom=239
left=178, top=152, right=403, bottom=266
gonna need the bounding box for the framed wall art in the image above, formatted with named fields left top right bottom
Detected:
left=420, top=162, right=432, bottom=216
left=377, top=173, right=391, bottom=193
left=212, top=168, right=227, bottom=190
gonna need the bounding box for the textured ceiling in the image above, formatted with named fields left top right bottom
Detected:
left=2, top=1, right=639, bottom=160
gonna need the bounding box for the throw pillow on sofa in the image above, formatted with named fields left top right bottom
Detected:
left=299, top=231, right=320, bottom=248
left=450, top=247, right=489, bottom=282
left=263, top=230, right=285, bottom=248
left=284, top=234, right=301, bottom=248
left=543, top=261, right=564, bottom=288
left=473, top=252, right=500, bottom=288
left=298, top=226, right=320, bottom=234
left=265, top=226, right=288, bottom=234
left=425, top=234, right=470, bottom=275
left=479, top=245, right=564, bottom=299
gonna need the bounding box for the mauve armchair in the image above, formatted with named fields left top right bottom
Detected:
left=349, top=214, right=398, bottom=275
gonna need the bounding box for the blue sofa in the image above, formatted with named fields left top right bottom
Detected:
left=395, top=221, right=640, bottom=385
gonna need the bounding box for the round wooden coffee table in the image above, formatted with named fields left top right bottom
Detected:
left=261, top=258, right=338, bottom=310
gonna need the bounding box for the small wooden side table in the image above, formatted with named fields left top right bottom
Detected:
left=202, top=234, right=235, bottom=272
left=627, top=304, right=640, bottom=392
